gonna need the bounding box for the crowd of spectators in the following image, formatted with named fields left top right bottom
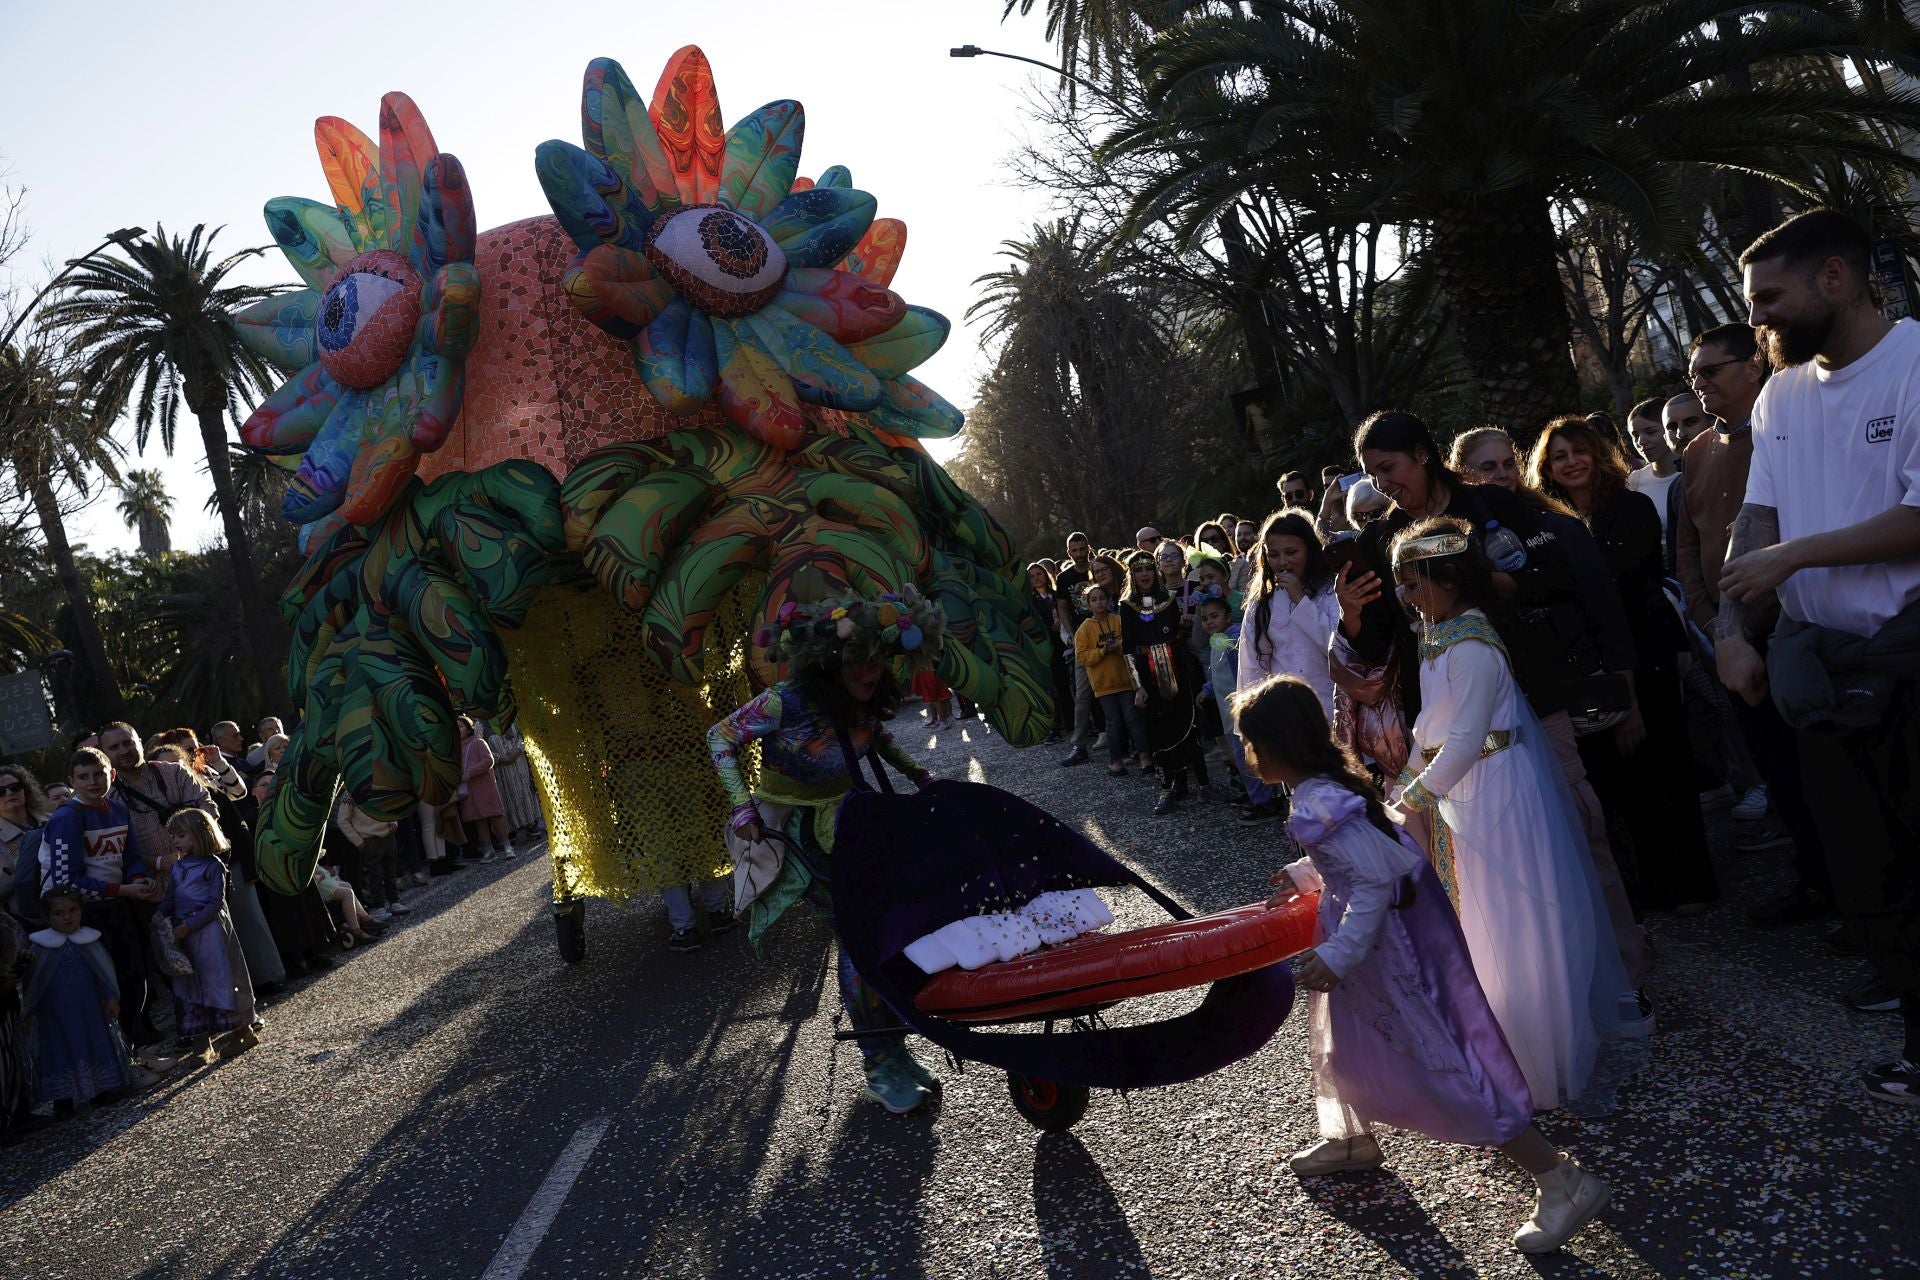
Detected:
left=0, top=712, right=545, bottom=1138
left=1018, top=209, right=1918, bottom=1107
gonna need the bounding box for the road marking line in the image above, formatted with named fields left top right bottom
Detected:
left=479, top=1116, right=612, bottom=1280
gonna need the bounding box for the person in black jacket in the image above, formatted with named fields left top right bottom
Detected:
left=1339, top=412, right=1654, bottom=1010
left=1340, top=413, right=1582, bottom=717
left=1120, top=553, right=1215, bottom=815
left=1530, top=417, right=1719, bottom=916
left=1028, top=562, right=1073, bottom=743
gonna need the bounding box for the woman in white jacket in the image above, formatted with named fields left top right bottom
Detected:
left=1236, top=508, right=1341, bottom=716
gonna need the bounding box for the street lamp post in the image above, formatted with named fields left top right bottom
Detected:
left=951, top=41, right=1287, bottom=459
left=949, top=44, right=1119, bottom=107
left=0, top=226, right=147, bottom=353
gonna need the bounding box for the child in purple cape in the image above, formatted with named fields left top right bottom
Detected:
left=1234, top=675, right=1612, bottom=1255
left=160, top=810, right=257, bottom=1062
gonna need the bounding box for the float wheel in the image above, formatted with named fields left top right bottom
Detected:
left=1006, top=1073, right=1089, bottom=1132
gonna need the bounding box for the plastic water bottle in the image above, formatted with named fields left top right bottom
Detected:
left=1484, top=521, right=1528, bottom=572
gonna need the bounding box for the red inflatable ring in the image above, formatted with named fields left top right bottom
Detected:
left=914, top=893, right=1321, bottom=1022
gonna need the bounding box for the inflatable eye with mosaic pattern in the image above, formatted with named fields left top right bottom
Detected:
left=234, top=48, right=1052, bottom=899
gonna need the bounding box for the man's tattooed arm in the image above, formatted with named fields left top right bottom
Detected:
left=1714, top=503, right=1780, bottom=642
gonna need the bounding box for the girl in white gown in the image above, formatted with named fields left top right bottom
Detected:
left=1386, top=517, right=1639, bottom=1114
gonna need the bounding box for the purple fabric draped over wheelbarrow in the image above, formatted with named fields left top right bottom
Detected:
left=831, top=779, right=1295, bottom=1090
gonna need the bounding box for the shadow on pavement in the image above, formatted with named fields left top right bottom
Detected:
left=1298, top=1169, right=1475, bottom=1277
left=123, top=892, right=836, bottom=1280
left=1031, top=1132, right=1150, bottom=1278
left=0, top=856, right=541, bottom=1216
left=692, top=1090, right=944, bottom=1278
left=520, top=910, right=945, bottom=1277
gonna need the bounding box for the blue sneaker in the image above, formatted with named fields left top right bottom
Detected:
left=861, top=1056, right=930, bottom=1114
left=888, top=1044, right=940, bottom=1093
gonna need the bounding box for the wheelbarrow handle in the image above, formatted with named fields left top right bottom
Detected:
left=832, top=1025, right=915, bottom=1041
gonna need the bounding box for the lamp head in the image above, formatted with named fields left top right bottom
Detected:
left=950, top=45, right=982, bottom=57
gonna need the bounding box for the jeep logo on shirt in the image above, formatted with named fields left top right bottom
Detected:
left=1866, top=415, right=1896, bottom=443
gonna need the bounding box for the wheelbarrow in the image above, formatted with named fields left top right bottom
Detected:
left=826, top=776, right=1314, bottom=1132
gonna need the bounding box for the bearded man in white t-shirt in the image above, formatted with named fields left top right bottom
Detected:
left=1716, top=208, right=1920, bottom=1108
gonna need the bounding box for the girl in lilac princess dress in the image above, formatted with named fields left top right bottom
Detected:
left=160, top=810, right=257, bottom=1062
left=1233, top=674, right=1612, bottom=1255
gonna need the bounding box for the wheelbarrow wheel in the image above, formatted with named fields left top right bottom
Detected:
left=1006, top=1073, right=1089, bottom=1132
left=554, top=898, right=587, bottom=964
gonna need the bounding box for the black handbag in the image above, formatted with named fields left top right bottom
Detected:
left=1564, top=671, right=1634, bottom=735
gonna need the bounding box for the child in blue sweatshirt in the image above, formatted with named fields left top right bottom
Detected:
left=36, top=748, right=163, bottom=1047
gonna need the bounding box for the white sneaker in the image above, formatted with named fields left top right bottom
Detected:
left=1287, top=1134, right=1386, bottom=1176
left=1698, top=783, right=1736, bottom=809
left=369, top=908, right=394, bottom=923
left=128, top=1065, right=160, bottom=1089
left=1731, top=785, right=1770, bottom=822
left=137, top=1044, right=180, bottom=1072
left=387, top=900, right=413, bottom=916
left=411, top=871, right=431, bottom=886
left=1515, top=1153, right=1611, bottom=1253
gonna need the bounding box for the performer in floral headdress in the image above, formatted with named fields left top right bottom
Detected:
left=708, top=586, right=946, bottom=1114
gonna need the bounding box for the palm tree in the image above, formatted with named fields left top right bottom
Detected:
left=0, top=340, right=128, bottom=718
left=44, top=223, right=290, bottom=710
left=1113, top=0, right=1920, bottom=432
left=219, top=443, right=295, bottom=534
left=0, top=605, right=55, bottom=674
left=1002, top=0, right=1164, bottom=98
left=967, top=219, right=1234, bottom=530
left=116, top=467, right=173, bottom=556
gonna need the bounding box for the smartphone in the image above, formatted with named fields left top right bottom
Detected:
left=1323, top=537, right=1362, bottom=580
left=1337, top=471, right=1362, bottom=492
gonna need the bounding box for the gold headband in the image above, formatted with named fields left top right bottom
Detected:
left=1392, top=532, right=1471, bottom=570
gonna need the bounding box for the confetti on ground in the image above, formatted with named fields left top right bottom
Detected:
left=1, top=715, right=1913, bottom=1278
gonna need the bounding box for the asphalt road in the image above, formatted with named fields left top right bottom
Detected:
left=2, top=714, right=1914, bottom=1279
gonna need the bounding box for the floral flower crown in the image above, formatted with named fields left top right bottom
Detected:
left=756, top=585, right=947, bottom=675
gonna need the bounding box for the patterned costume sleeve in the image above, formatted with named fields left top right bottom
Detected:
left=875, top=723, right=931, bottom=786
left=709, top=686, right=785, bottom=821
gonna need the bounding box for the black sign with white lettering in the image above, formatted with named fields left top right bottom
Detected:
left=0, top=671, right=55, bottom=754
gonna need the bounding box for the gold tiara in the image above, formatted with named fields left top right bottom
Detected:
left=1392, top=532, right=1471, bottom=569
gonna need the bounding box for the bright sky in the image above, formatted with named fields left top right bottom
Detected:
left=0, top=0, right=1061, bottom=555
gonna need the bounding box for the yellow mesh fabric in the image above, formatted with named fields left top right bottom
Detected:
left=503, top=575, right=762, bottom=904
